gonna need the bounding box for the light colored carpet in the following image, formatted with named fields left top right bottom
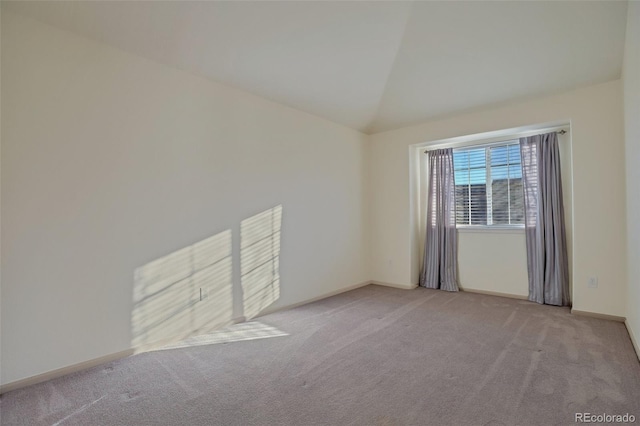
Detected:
left=1, top=285, right=639, bottom=425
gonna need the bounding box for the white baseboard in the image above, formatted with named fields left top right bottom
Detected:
left=571, top=309, right=626, bottom=323
left=0, top=348, right=134, bottom=395
left=1, top=280, right=374, bottom=395
left=257, top=280, right=372, bottom=317
left=132, top=316, right=247, bottom=355
left=460, top=287, right=528, bottom=300
left=625, top=320, right=640, bottom=362
left=4, top=282, right=637, bottom=395
left=370, top=280, right=418, bottom=290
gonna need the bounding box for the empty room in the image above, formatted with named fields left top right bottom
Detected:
left=1, top=1, right=639, bottom=425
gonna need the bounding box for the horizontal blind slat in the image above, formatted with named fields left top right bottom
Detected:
left=452, top=141, right=524, bottom=226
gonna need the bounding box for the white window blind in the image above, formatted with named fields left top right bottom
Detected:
left=453, top=141, right=524, bottom=226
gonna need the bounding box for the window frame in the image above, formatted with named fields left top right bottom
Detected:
left=453, top=140, right=525, bottom=230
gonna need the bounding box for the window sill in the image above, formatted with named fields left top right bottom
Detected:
left=457, top=225, right=524, bottom=234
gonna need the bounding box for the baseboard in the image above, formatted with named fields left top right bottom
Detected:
left=133, top=316, right=247, bottom=355
left=257, top=280, right=372, bottom=317
left=625, top=320, right=640, bottom=362
left=0, top=348, right=134, bottom=395
left=571, top=309, right=626, bottom=323
left=370, top=280, right=418, bottom=290
left=0, top=281, right=372, bottom=395
left=460, top=287, right=528, bottom=300
left=4, top=283, right=634, bottom=395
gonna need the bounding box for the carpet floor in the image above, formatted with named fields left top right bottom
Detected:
left=1, top=285, right=639, bottom=425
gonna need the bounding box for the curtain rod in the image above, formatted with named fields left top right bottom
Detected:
left=423, top=127, right=569, bottom=153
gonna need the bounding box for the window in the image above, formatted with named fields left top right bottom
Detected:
left=453, top=141, right=524, bottom=227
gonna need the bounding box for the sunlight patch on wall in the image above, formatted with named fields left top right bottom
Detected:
left=131, top=230, right=233, bottom=348
left=155, top=321, right=288, bottom=351
left=241, top=205, right=282, bottom=320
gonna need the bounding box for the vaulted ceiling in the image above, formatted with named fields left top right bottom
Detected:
left=3, top=1, right=629, bottom=134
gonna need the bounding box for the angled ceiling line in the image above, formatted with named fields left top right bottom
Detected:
left=362, top=1, right=415, bottom=135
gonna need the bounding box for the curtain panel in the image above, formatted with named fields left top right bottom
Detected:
left=420, top=148, right=459, bottom=292
left=520, top=132, right=570, bottom=306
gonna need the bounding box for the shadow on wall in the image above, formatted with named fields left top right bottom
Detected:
left=130, top=205, right=283, bottom=351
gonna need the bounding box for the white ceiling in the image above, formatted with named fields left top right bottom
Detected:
left=3, top=1, right=629, bottom=134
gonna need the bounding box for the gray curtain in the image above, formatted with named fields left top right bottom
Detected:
left=420, top=148, right=459, bottom=292
left=520, top=132, right=570, bottom=306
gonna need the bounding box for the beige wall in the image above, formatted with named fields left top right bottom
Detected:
left=0, top=12, right=370, bottom=385
left=458, top=232, right=528, bottom=297
left=623, top=2, right=640, bottom=353
left=0, top=5, right=3, bottom=385
left=1, top=5, right=635, bottom=388
left=370, top=80, right=627, bottom=317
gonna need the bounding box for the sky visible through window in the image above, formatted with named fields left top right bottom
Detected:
left=453, top=144, right=521, bottom=184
